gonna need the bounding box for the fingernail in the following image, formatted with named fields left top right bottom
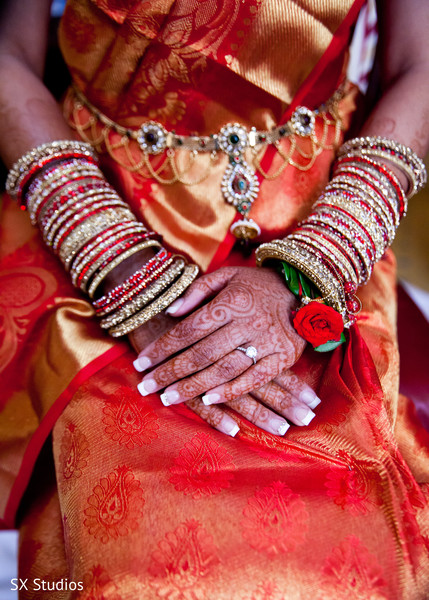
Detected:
left=277, top=421, right=290, bottom=436
left=293, top=405, right=316, bottom=426
left=160, top=390, right=180, bottom=406
left=299, top=390, right=320, bottom=407
left=202, top=393, right=221, bottom=406
left=224, top=421, right=240, bottom=437
left=137, top=379, right=158, bottom=396
left=307, top=397, right=321, bottom=409
left=165, top=298, right=184, bottom=315
left=133, top=356, right=152, bottom=372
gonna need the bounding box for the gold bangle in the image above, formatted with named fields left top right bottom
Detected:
left=27, top=163, right=102, bottom=224
left=57, top=207, right=135, bottom=260
left=99, top=257, right=183, bottom=328
left=87, top=239, right=162, bottom=298
left=108, top=264, right=199, bottom=337
left=255, top=240, right=350, bottom=324
left=75, top=233, right=152, bottom=290
left=69, top=223, right=147, bottom=274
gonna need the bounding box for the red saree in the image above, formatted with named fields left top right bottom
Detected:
left=1, top=1, right=428, bottom=598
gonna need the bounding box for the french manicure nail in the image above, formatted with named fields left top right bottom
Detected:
left=133, top=356, right=152, bottom=372
left=137, top=379, right=158, bottom=396
left=160, top=390, right=180, bottom=406
left=307, top=397, right=321, bottom=409
left=277, top=421, right=290, bottom=436
left=165, top=298, right=184, bottom=315
left=224, top=421, right=240, bottom=437
left=299, top=390, right=320, bottom=406
left=293, top=405, right=316, bottom=426
left=202, top=393, right=221, bottom=406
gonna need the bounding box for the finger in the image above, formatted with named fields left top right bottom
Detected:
left=202, top=353, right=288, bottom=405
left=227, top=395, right=289, bottom=436
left=150, top=348, right=254, bottom=403
left=252, top=380, right=316, bottom=426
left=274, top=370, right=321, bottom=408
left=165, top=267, right=237, bottom=316
left=137, top=323, right=245, bottom=395
left=133, top=298, right=232, bottom=372
left=185, top=397, right=239, bottom=437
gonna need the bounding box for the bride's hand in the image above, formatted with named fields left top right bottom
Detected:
left=134, top=266, right=311, bottom=413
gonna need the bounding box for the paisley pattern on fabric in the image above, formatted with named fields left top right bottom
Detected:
left=0, top=247, right=58, bottom=374
left=83, top=466, right=144, bottom=543
left=241, top=481, right=309, bottom=556
left=168, top=433, right=235, bottom=498
left=148, top=520, right=220, bottom=599
left=319, top=536, right=388, bottom=600
left=102, top=387, right=159, bottom=448
left=59, top=423, right=90, bottom=492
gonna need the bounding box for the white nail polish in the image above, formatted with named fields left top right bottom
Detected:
left=161, top=390, right=180, bottom=405
left=202, top=393, right=221, bottom=406
left=225, top=423, right=240, bottom=437
left=278, top=422, right=290, bottom=436
left=307, top=397, right=321, bottom=409
left=165, top=298, right=184, bottom=315
left=133, top=356, right=152, bottom=372
left=299, top=390, right=319, bottom=405
left=160, top=392, right=171, bottom=406
left=137, top=379, right=157, bottom=396
left=293, top=405, right=316, bottom=426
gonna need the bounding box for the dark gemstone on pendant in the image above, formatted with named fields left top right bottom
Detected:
left=145, top=132, right=158, bottom=144
left=300, top=114, right=311, bottom=126
left=232, top=174, right=249, bottom=194
left=229, top=133, right=240, bottom=144
left=278, top=128, right=286, bottom=136
left=176, top=138, right=183, bottom=146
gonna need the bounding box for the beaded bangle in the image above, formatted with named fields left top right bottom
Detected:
left=74, top=232, right=151, bottom=290
left=108, top=264, right=199, bottom=337
left=255, top=135, right=425, bottom=331
left=87, top=239, right=162, bottom=298
left=50, top=198, right=127, bottom=248
left=337, top=136, right=427, bottom=197
left=69, top=223, right=150, bottom=274
left=6, top=140, right=97, bottom=199
left=57, top=207, right=136, bottom=260
left=93, top=249, right=172, bottom=315
left=41, top=188, right=119, bottom=241
left=98, top=257, right=182, bottom=328
left=27, top=164, right=103, bottom=224
left=96, top=256, right=174, bottom=321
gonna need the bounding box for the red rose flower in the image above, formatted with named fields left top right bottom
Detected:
left=293, top=301, right=344, bottom=348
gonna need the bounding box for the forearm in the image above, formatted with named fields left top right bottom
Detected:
left=0, top=55, right=73, bottom=167
left=360, top=0, right=429, bottom=157
left=360, top=65, right=429, bottom=158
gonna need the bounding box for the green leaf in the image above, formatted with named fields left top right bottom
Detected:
left=298, top=271, right=312, bottom=298
left=288, top=266, right=300, bottom=296
left=314, top=333, right=346, bottom=353
left=281, top=261, right=291, bottom=282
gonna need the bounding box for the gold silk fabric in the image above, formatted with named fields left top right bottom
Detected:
left=60, top=0, right=358, bottom=269
left=1, top=1, right=428, bottom=598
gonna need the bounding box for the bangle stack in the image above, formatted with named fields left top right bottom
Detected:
left=256, top=136, right=427, bottom=333
left=7, top=140, right=199, bottom=336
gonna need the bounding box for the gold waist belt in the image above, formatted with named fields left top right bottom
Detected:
left=65, top=83, right=346, bottom=241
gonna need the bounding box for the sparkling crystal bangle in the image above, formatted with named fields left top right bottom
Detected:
left=99, top=257, right=183, bottom=328
left=6, top=141, right=97, bottom=200
left=337, top=136, right=427, bottom=198
left=108, top=264, right=199, bottom=337
left=87, top=239, right=162, bottom=298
